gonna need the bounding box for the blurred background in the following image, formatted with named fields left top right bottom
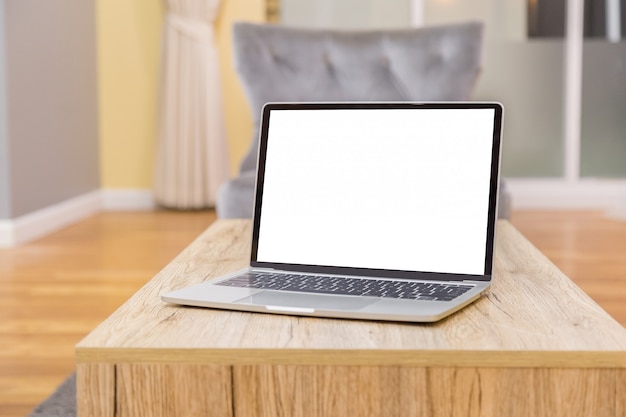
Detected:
left=1, top=0, right=626, bottom=240
left=2, top=2, right=626, bottom=416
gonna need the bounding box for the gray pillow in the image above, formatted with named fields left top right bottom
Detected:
left=232, top=21, right=484, bottom=173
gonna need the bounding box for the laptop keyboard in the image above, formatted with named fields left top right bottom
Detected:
left=217, top=272, right=473, bottom=301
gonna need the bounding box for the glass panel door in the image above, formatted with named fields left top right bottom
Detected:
left=424, top=0, right=566, bottom=178
left=280, top=0, right=568, bottom=178
left=580, top=0, right=626, bottom=178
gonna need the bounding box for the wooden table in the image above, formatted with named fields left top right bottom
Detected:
left=76, top=220, right=626, bottom=417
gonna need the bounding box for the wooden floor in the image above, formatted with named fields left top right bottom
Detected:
left=0, top=210, right=217, bottom=417
left=510, top=210, right=626, bottom=326
left=1, top=209, right=625, bottom=417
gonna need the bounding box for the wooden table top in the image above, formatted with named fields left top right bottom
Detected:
left=76, top=220, right=626, bottom=368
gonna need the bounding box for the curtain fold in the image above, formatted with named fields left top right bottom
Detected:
left=154, top=0, right=229, bottom=209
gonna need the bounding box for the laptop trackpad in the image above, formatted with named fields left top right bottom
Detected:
left=238, top=291, right=376, bottom=311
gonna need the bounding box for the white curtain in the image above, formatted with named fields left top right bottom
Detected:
left=154, top=0, right=229, bottom=209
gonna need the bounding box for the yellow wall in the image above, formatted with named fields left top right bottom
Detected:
left=96, top=0, right=265, bottom=189
left=96, top=0, right=162, bottom=188
left=217, top=0, right=266, bottom=174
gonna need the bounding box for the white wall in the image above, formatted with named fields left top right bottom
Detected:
left=1, top=0, right=100, bottom=219
left=0, top=1, right=10, bottom=219
left=282, top=0, right=411, bottom=29
left=424, top=0, right=526, bottom=41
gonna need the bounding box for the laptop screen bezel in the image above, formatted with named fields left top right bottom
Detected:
left=248, top=102, right=503, bottom=283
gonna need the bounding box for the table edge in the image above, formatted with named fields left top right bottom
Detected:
left=75, top=347, right=626, bottom=368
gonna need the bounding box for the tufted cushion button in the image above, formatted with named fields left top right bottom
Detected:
left=323, top=52, right=332, bottom=67
left=380, top=56, right=390, bottom=67
left=269, top=47, right=279, bottom=61
left=430, top=50, right=445, bottom=65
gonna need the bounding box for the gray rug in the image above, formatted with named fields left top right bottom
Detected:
left=27, top=373, right=76, bottom=417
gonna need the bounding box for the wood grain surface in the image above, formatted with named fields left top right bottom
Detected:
left=76, top=220, right=626, bottom=367
left=3, top=210, right=625, bottom=417
left=233, top=365, right=623, bottom=417
left=76, top=363, right=115, bottom=417
left=75, top=217, right=626, bottom=416
left=116, top=364, right=232, bottom=417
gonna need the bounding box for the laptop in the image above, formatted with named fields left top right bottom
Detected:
left=163, top=102, right=503, bottom=322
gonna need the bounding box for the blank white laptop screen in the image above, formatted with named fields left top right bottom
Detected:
left=256, top=107, right=496, bottom=276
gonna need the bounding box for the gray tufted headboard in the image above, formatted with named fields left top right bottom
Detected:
left=232, top=21, right=484, bottom=173
left=215, top=21, right=514, bottom=221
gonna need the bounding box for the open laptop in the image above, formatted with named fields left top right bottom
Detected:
left=163, top=102, right=503, bottom=322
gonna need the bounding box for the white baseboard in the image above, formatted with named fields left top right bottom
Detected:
left=0, top=222, right=14, bottom=247
left=0, top=189, right=158, bottom=247
left=0, top=190, right=102, bottom=247
left=2, top=181, right=625, bottom=247
left=101, top=189, right=156, bottom=211
left=506, top=178, right=626, bottom=210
